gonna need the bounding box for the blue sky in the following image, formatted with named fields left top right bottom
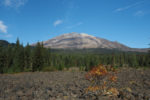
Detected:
left=0, top=0, right=150, bottom=48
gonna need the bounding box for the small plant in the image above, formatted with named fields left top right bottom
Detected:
left=85, top=65, right=118, bottom=96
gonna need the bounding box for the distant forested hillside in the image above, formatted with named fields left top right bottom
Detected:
left=0, top=40, right=10, bottom=46
left=0, top=40, right=15, bottom=47
left=0, top=39, right=150, bottom=73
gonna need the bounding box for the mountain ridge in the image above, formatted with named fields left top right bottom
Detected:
left=32, top=32, right=148, bottom=52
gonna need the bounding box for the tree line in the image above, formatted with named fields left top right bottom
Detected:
left=0, top=39, right=150, bottom=73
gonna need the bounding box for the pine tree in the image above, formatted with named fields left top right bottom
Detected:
left=131, top=54, right=138, bottom=67
left=0, top=46, right=4, bottom=73
left=12, top=38, right=25, bottom=72
left=148, top=44, right=150, bottom=66
left=3, top=45, right=13, bottom=72
left=120, top=53, right=124, bottom=67
left=32, top=42, right=44, bottom=71
left=112, top=54, right=116, bottom=67
left=24, top=43, right=31, bottom=71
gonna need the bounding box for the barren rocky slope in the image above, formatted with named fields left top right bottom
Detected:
left=0, top=68, right=150, bottom=100
left=32, top=32, right=148, bottom=52
left=40, top=32, right=130, bottom=50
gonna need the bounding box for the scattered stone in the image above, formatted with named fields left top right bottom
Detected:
left=0, top=68, right=150, bottom=100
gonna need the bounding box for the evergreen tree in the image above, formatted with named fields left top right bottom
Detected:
left=112, top=54, right=116, bottom=67
left=0, top=46, right=4, bottom=73
left=24, top=43, right=31, bottom=71
left=32, top=42, right=44, bottom=71
left=12, top=39, right=25, bottom=72
left=148, top=44, right=150, bottom=66
left=3, top=45, right=13, bottom=72
left=131, top=54, right=138, bottom=67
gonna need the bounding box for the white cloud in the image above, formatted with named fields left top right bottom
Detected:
left=3, top=0, right=28, bottom=8
left=115, top=6, right=131, bottom=12
left=54, top=20, right=63, bottom=27
left=0, top=20, right=7, bottom=33
left=0, top=34, right=12, bottom=38
left=114, top=1, right=143, bottom=12
left=4, top=0, right=11, bottom=6
left=134, top=10, right=145, bottom=16
left=4, top=34, right=12, bottom=38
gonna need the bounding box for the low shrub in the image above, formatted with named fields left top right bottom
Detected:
left=85, top=65, right=118, bottom=96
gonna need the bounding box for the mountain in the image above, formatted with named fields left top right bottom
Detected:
left=32, top=32, right=148, bottom=52
left=0, top=40, right=10, bottom=47
left=0, top=40, right=15, bottom=47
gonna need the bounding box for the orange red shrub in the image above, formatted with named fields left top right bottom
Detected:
left=85, top=65, right=118, bottom=95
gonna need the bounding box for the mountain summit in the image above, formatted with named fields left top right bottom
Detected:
left=35, top=32, right=129, bottom=49
left=32, top=32, right=148, bottom=52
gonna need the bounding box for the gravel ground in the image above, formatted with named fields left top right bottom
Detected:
left=0, top=68, right=150, bottom=100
